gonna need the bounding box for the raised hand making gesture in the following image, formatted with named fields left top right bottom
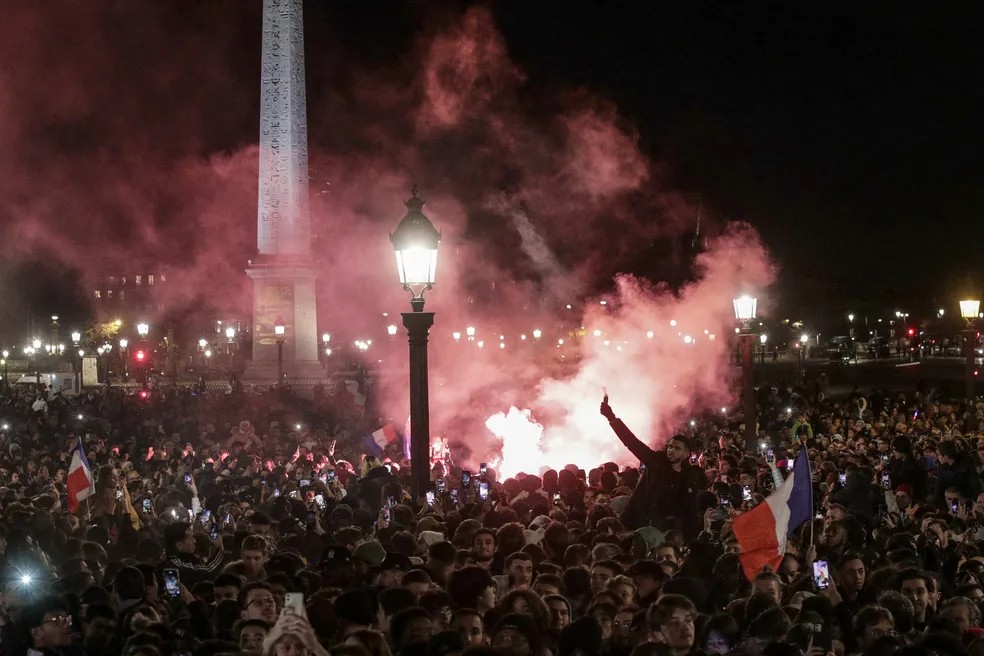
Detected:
left=600, top=393, right=616, bottom=421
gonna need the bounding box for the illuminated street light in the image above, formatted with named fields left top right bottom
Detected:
left=759, top=334, right=768, bottom=344
left=646, top=330, right=654, bottom=339
left=71, top=331, right=81, bottom=344
left=732, top=295, right=757, bottom=322
left=198, top=338, right=208, bottom=349
left=322, top=333, right=331, bottom=344
left=31, top=338, right=41, bottom=350
left=119, top=338, right=128, bottom=349
left=466, top=326, right=476, bottom=341
left=452, top=332, right=461, bottom=342
left=137, top=323, right=149, bottom=337
left=532, top=329, right=542, bottom=340
left=225, top=326, right=236, bottom=341
left=387, top=325, right=398, bottom=336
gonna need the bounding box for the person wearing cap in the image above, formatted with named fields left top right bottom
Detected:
left=886, top=435, right=927, bottom=499
left=22, top=595, right=74, bottom=656
left=600, top=396, right=705, bottom=537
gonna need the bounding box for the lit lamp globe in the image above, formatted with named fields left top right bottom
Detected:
left=225, top=326, right=236, bottom=341
left=390, top=186, right=440, bottom=312
left=322, top=333, right=331, bottom=345
left=71, top=331, right=81, bottom=344
left=77, top=349, right=84, bottom=358
left=31, top=338, right=41, bottom=350
left=800, top=334, right=810, bottom=344
left=732, top=295, right=757, bottom=323
left=119, top=338, right=128, bottom=349
left=960, top=299, right=980, bottom=321
left=274, top=317, right=286, bottom=338
left=760, top=334, right=768, bottom=345
left=198, top=338, right=208, bottom=349
left=137, top=323, right=149, bottom=338
left=387, top=325, right=398, bottom=336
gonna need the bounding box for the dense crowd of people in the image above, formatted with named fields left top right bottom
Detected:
left=2, top=378, right=984, bottom=656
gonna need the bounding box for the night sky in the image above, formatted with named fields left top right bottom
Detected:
left=492, top=2, right=984, bottom=313
left=2, top=1, right=983, bottom=334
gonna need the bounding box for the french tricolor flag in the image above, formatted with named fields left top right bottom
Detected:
left=66, top=438, right=96, bottom=513
left=733, top=447, right=813, bottom=581
left=363, top=424, right=398, bottom=458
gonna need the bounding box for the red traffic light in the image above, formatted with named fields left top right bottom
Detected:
left=139, top=390, right=149, bottom=399
left=135, top=350, right=146, bottom=362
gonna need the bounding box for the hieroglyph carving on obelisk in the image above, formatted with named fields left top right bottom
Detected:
left=257, top=0, right=311, bottom=257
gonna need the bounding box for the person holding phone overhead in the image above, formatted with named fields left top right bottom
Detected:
left=600, top=394, right=705, bottom=537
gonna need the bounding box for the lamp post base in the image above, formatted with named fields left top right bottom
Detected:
left=403, top=310, right=435, bottom=502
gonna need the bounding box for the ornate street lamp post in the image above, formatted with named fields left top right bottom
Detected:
left=274, top=316, right=286, bottom=384
left=391, top=186, right=440, bottom=501
left=733, top=295, right=758, bottom=453
left=960, top=299, right=980, bottom=402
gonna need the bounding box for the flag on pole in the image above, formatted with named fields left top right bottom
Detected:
left=732, top=447, right=813, bottom=581
left=66, top=438, right=96, bottom=513
left=363, top=424, right=398, bottom=457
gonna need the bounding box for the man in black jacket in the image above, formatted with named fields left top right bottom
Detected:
left=934, top=441, right=982, bottom=508
left=161, top=521, right=225, bottom=588
left=600, top=395, right=705, bottom=537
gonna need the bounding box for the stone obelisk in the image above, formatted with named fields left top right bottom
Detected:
left=246, top=0, right=323, bottom=381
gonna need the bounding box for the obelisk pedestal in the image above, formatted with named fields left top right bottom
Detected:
left=245, top=0, right=323, bottom=381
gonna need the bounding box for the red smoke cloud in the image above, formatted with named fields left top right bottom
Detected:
left=0, top=5, right=775, bottom=470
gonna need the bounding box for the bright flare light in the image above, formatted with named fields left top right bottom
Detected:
left=485, top=407, right=544, bottom=478
left=646, top=330, right=654, bottom=339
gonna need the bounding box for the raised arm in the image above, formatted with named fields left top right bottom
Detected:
left=600, top=395, right=658, bottom=464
